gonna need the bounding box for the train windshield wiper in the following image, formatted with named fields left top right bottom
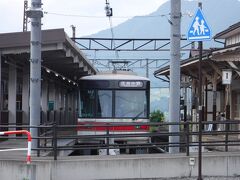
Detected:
left=132, top=111, right=144, bottom=121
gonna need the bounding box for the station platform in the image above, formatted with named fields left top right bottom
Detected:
left=0, top=137, right=76, bottom=161
left=203, top=134, right=240, bottom=152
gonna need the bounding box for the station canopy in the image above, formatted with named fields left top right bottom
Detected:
left=0, top=29, right=96, bottom=81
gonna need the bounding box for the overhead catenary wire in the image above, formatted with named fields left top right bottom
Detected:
left=43, top=11, right=170, bottom=19
left=43, top=11, right=192, bottom=19
left=105, top=0, right=121, bottom=70
left=108, top=17, right=119, bottom=60
left=43, top=4, right=192, bottom=73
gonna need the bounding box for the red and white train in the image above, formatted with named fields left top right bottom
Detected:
left=77, top=70, right=150, bottom=151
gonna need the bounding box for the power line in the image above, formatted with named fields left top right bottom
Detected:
left=89, top=58, right=169, bottom=61
left=43, top=11, right=192, bottom=19
left=43, top=11, right=169, bottom=19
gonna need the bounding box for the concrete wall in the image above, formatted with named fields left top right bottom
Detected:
left=0, top=153, right=240, bottom=180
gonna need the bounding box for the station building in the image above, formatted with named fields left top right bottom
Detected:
left=154, top=21, right=240, bottom=131
left=0, top=29, right=96, bottom=130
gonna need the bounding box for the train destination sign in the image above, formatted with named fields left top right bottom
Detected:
left=119, top=81, right=143, bottom=88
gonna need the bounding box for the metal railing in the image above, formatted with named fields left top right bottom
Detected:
left=0, top=130, right=32, bottom=164
left=0, top=120, right=240, bottom=160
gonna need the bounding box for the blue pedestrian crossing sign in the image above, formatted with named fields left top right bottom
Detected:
left=187, top=8, right=212, bottom=41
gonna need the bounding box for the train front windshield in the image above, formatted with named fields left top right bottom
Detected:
left=79, top=89, right=148, bottom=119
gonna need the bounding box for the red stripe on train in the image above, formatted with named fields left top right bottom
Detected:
left=77, top=121, right=149, bottom=131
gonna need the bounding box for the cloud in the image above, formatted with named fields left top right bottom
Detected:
left=0, top=0, right=167, bottom=36
left=0, top=1, right=23, bottom=33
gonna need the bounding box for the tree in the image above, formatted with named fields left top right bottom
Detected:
left=150, top=110, right=165, bottom=122
left=149, top=110, right=165, bottom=132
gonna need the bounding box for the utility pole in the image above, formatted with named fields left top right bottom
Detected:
left=169, top=0, right=181, bottom=153
left=26, top=0, right=43, bottom=150
left=71, top=25, right=76, bottom=39
left=23, top=0, right=28, bottom=32
left=146, top=58, right=149, bottom=78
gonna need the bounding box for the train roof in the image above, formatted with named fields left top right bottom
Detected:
left=80, top=71, right=150, bottom=81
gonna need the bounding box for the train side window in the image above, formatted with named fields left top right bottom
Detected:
left=80, top=90, right=95, bottom=118
left=96, top=90, right=112, bottom=118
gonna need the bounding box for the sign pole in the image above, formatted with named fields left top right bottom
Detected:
left=187, top=1, right=212, bottom=179
left=197, top=3, right=203, bottom=180
left=198, top=39, right=203, bottom=180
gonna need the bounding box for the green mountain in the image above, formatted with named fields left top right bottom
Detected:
left=90, top=0, right=240, bottom=39
left=82, top=0, right=240, bottom=113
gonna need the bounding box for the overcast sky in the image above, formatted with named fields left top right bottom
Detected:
left=0, top=0, right=168, bottom=37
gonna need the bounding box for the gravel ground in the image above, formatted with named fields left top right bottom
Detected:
left=154, top=177, right=240, bottom=180
left=115, top=177, right=240, bottom=180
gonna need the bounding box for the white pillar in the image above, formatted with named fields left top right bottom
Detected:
left=22, top=69, right=30, bottom=125
left=55, top=85, right=60, bottom=110
left=0, top=53, right=2, bottom=113
left=8, top=64, right=17, bottom=131
left=74, top=91, right=77, bottom=124
left=0, top=53, right=2, bottom=122
left=49, top=83, right=55, bottom=104
left=192, top=79, right=198, bottom=143
left=61, top=88, right=65, bottom=125
left=60, top=89, right=64, bottom=110
left=41, top=80, right=48, bottom=123
left=55, top=84, right=60, bottom=124
left=65, top=92, right=70, bottom=125
left=49, top=82, right=56, bottom=123
left=71, top=92, right=75, bottom=124
left=70, top=92, right=74, bottom=124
